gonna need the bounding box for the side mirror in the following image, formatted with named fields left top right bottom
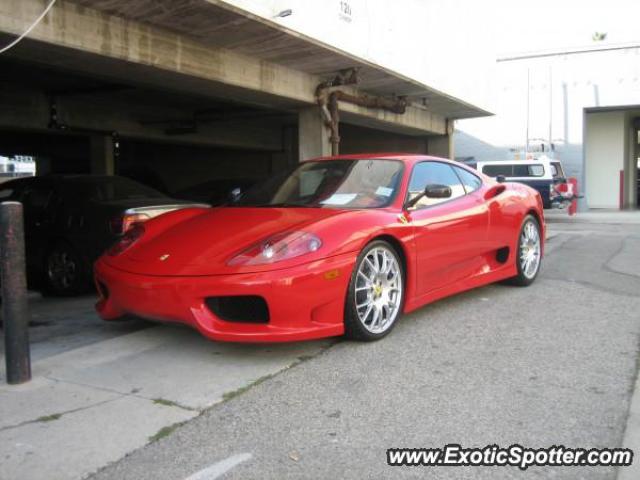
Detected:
left=404, top=183, right=452, bottom=209
left=228, top=187, right=242, bottom=203
left=424, top=184, right=452, bottom=199
left=496, top=175, right=506, bottom=183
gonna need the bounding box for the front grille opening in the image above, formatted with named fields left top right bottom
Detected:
left=205, top=296, right=270, bottom=323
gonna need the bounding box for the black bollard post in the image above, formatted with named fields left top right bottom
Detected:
left=0, top=201, right=31, bottom=384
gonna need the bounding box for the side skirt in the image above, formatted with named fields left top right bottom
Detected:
left=403, top=265, right=517, bottom=313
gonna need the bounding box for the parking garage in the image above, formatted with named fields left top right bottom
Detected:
left=0, top=0, right=488, bottom=196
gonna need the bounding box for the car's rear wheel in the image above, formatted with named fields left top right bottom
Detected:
left=345, top=240, right=405, bottom=341
left=44, top=242, right=88, bottom=296
left=510, top=215, right=542, bottom=286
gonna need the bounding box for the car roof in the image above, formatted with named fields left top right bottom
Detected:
left=0, top=175, right=149, bottom=193
left=477, top=159, right=552, bottom=165
left=309, top=153, right=455, bottom=164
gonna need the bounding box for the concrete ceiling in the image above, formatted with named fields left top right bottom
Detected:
left=71, top=0, right=490, bottom=119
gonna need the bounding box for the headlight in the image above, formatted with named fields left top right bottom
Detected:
left=106, top=224, right=145, bottom=256
left=228, top=231, right=322, bottom=266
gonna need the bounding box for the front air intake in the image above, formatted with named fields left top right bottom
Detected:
left=205, top=296, right=270, bottom=323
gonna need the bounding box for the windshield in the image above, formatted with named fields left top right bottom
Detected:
left=234, top=159, right=403, bottom=209
left=71, top=176, right=166, bottom=202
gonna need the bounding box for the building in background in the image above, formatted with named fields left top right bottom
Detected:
left=0, top=155, right=36, bottom=183
left=455, top=43, right=640, bottom=210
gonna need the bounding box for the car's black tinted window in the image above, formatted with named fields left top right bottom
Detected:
left=483, top=164, right=513, bottom=177
left=23, top=187, right=52, bottom=210
left=453, top=166, right=482, bottom=193
left=513, top=164, right=545, bottom=177
left=551, top=162, right=565, bottom=178
left=21, top=185, right=53, bottom=219
left=70, top=177, right=165, bottom=202
left=0, top=187, right=14, bottom=199
left=407, top=162, right=465, bottom=209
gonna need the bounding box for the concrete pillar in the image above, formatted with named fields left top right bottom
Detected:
left=428, top=120, right=455, bottom=159
left=35, top=157, right=52, bottom=176
left=90, top=135, right=115, bottom=175
left=298, top=108, right=330, bottom=161
left=428, top=133, right=454, bottom=159
left=625, top=119, right=640, bottom=209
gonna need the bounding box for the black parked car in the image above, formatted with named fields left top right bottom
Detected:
left=0, top=175, right=206, bottom=295
left=173, top=178, right=256, bottom=205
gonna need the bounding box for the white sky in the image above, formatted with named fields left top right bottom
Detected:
left=494, top=0, right=640, bottom=54
left=225, top=0, right=640, bottom=110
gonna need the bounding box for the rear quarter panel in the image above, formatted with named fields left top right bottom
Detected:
left=487, top=182, right=544, bottom=253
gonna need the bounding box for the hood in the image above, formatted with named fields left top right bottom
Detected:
left=113, top=207, right=347, bottom=275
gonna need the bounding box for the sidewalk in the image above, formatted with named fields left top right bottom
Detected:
left=0, top=295, right=329, bottom=480
left=545, top=209, right=640, bottom=225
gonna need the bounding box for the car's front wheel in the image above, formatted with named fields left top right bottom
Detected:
left=344, top=240, right=405, bottom=341
left=44, top=242, right=88, bottom=296
left=510, top=215, right=542, bottom=286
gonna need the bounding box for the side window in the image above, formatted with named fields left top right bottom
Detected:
left=551, top=162, right=565, bottom=178
left=513, top=164, right=544, bottom=177
left=0, top=188, right=14, bottom=200
left=407, top=162, right=466, bottom=209
left=453, top=166, right=482, bottom=194
left=482, top=164, right=513, bottom=177
left=22, top=186, right=53, bottom=218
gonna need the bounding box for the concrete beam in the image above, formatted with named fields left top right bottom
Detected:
left=0, top=0, right=447, bottom=137
left=0, top=83, right=283, bottom=151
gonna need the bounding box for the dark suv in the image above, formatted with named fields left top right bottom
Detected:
left=0, top=175, right=206, bottom=295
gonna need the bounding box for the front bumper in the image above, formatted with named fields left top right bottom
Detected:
left=94, top=253, right=355, bottom=342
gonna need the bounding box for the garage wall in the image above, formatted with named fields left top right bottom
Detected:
left=0, top=130, right=91, bottom=174
left=340, top=124, right=427, bottom=155
left=117, top=141, right=275, bottom=194
left=585, top=111, right=626, bottom=209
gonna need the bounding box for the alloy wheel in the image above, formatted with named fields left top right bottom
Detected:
left=354, top=246, right=403, bottom=334
left=47, top=250, right=77, bottom=291
left=519, top=220, right=541, bottom=279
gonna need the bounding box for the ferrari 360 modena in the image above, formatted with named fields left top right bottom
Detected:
left=94, top=154, right=544, bottom=342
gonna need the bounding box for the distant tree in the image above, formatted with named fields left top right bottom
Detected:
left=592, top=32, right=607, bottom=42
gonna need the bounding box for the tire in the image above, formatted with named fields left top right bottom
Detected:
left=344, top=240, right=405, bottom=341
left=44, top=242, right=89, bottom=296
left=509, top=215, right=542, bottom=286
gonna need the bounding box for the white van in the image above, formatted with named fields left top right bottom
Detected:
left=468, top=158, right=568, bottom=209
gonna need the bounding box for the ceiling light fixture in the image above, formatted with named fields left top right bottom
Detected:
left=274, top=9, right=293, bottom=18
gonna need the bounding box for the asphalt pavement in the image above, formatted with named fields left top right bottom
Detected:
left=90, top=216, right=640, bottom=480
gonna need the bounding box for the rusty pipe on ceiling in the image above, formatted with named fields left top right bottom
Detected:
left=315, top=72, right=408, bottom=155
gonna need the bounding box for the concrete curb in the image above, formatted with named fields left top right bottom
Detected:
left=618, top=359, right=640, bottom=479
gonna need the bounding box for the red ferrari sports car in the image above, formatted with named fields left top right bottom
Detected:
left=95, top=154, right=544, bottom=342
